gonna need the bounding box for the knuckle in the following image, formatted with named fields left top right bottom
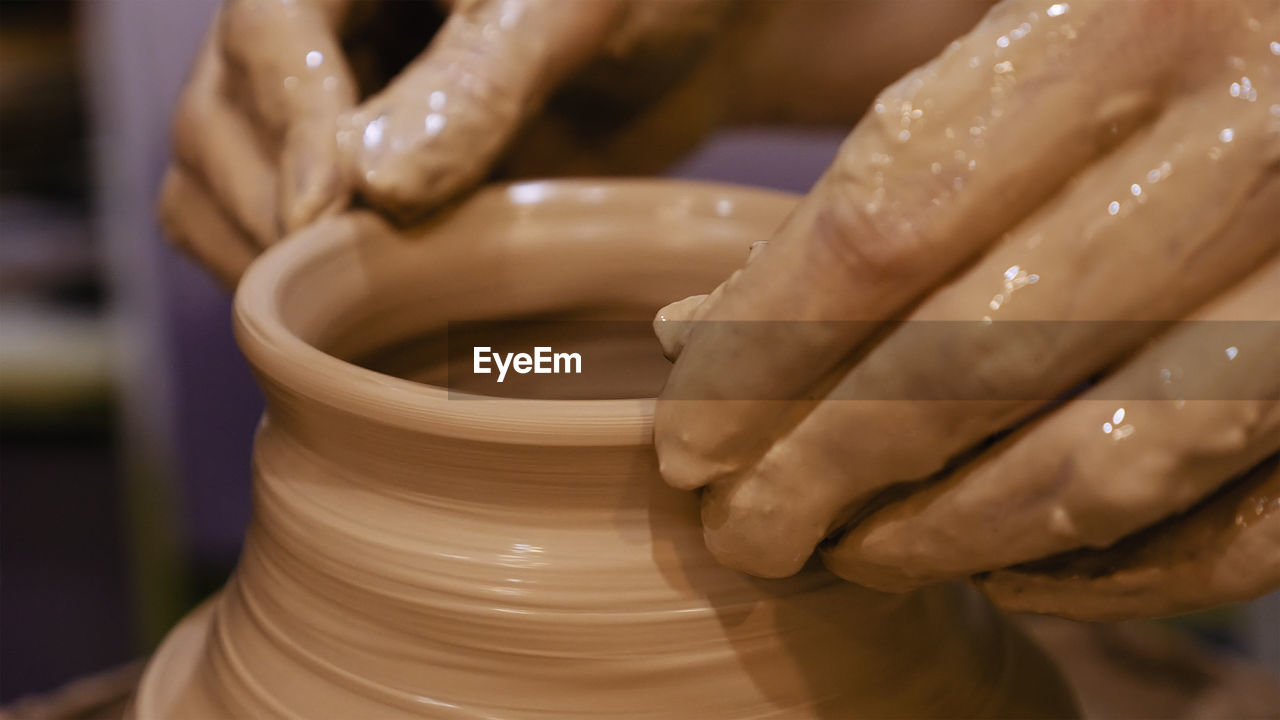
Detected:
left=700, top=476, right=821, bottom=578
left=814, top=124, right=943, bottom=285
left=653, top=408, right=733, bottom=491
left=356, top=161, right=453, bottom=219
left=218, top=0, right=263, bottom=60
left=353, top=129, right=489, bottom=218
left=811, top=178, right=928, bottom=284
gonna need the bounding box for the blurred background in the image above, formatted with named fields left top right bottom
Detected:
left=3, top=0, right=261, bottom=706
left=0, top=0, right=1276, bottom=712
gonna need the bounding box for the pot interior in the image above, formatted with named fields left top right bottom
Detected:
left=350, top=311, right=672, bottom=400
left=257, top=181, right=794, bottom=404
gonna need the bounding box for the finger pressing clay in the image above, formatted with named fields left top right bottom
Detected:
left=686, top=66, right=1280, bottom=579
left=340, top=0, right=626, bottom=218
left=826, top=254, right=1280, bottom=590
left=220, top=0, right=357, bottom=233
left=979, top=455, right=1280, bottom=621
left=653, top=242, right=767, bottom=359
left=654, top=293, right=707, bottom=360
left=157, top=168, right=258, bottom=289
left=171, top=27, right=279, bottom=247
left=655, top=0, right=1192, bottom=498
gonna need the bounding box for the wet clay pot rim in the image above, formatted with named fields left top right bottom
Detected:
left=234, top=179, right=798, bottom=447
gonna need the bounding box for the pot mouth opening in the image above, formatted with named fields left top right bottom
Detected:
left=233, top=180, right=795, bottom=445
left=346, top=311, right=673, bottom=401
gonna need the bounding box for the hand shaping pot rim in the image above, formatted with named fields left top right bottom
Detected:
left=140, top=178, right=1085, bottom=720
left=234, top=178, right=797, bottom=446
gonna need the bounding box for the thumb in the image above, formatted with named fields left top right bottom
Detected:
left=221, top=0, right=358, bottom=234
left=341, top=0, right=625, bottom=219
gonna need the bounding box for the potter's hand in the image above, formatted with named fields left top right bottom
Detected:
left=655, top=0, right=1280, bottom=620
left=161, top=0, right=733, bottom=286
left=160, top=0, right=358, bottom=286
left=340, top=0, right=731, bottom=220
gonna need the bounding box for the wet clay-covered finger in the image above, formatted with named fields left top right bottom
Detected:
left=340, top=0, right=626, bottom=218
left=158, top=167, right=257, bottom=289
left=655, top=0, right=1200, bottom=495
left=220, top=0, right=357, bottom=234
left=171, top=27, right=279, bottom=247
left=978, top=455, right=1280, bottom=621
left=828, top=255, right=1280, bottom=591
left=653, top=242, right=769, bottom=360
left=687, top=49, right=1280, bottom=579
left=654, top=293, right=708, bottom=360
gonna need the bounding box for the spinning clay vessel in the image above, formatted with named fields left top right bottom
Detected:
left=133, top=180, right=1076, bottom=718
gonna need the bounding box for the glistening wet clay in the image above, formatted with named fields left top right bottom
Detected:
left=132, top=180, right=1075, bottom=718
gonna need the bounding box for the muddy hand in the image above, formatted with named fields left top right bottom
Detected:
left=655, top=0, right=1280, bottom=619
left=339, top=0, right=732, bottom=221
left=160, top=0, right=358, bottom=287
left=161, top=0, right=981, bottom=287
left=159, top=0, right=730, bottom=285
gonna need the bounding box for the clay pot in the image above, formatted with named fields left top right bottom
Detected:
left=134, top=180, right=1075, bottom=718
